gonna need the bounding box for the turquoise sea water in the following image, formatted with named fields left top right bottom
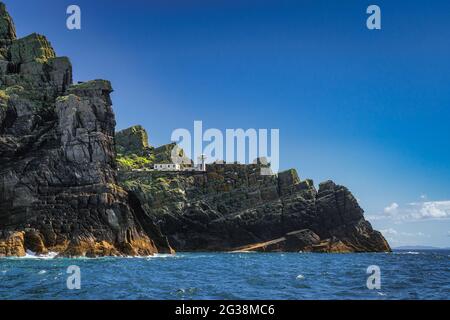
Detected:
left=0, top=250, right=449, bottom=300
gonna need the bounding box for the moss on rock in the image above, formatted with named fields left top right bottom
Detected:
left=116, top=125, right=150, bottom=155
left=10, top=33, right=56, bottom=64
left=116, top=153, right=153, bottom=170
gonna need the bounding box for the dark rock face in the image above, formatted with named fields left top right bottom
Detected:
left=0, top=3, right=15, bottom=59
left=0, top=3, right=172, bottom=257
left=0, top=2, right=390, bottom=256
left=117, top=127, right=390, bottom=253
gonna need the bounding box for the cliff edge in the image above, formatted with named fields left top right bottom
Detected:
left=117, top=126, right=391, bottom=253
left=0, top=3, right=172, bottom=257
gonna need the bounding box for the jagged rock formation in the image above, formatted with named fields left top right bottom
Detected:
left=116, top=125, right=149, bottom=155
left=116, top=126, right=190, bottom=171
left=0, top=3, right=172, bottom=257
left=0, top=2, right=390, bottom=256
left=117, top=127, right=391, bottom=253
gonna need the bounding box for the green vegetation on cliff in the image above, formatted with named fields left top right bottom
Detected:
left=115, top=126, right=191, bottom=171
left=116, top=125, right=149, bottom=155
left=116, top=154, right=155, bottom=170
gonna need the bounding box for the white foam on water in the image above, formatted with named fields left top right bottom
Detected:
left=229, top=251, right=257, bottom=254
left=398, top=251, right=420, bottom=255
left=5, top=251, right=179, bottom=260
left=38, top=270, right=47, bottom=274
left=154, top=253, right=177, bottom=258
left=121, top=253, right=177, bottom=259
left=296, top=274, right=305, bottom=280
left=145, top=253, right=181, bottom=260
left=394, top=251, right=420, bottom=255
left=23, top=250, right=58, bottom=259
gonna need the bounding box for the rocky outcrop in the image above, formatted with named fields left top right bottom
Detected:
left=116, top=125, right=149, bottom=155
left=0, top=2, right=389, bottom=256
left=0, top=2, right=15, bottom=59
left=115, top=127, right=190, bottom=171
left=0, top=231, right=25, bottom=256
left=117, top=127, right=391, bottom=253
left=0, top=3, right=172, bottom=257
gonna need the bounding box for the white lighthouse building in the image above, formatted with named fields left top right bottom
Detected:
left=197, top=154, right=207, bottom=171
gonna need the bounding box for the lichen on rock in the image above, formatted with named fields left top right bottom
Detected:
left=10, top=33, right=56, bottom=64
left=0, top=231, right=25, bottom=257
left=117, top=159, right=391, bottom=253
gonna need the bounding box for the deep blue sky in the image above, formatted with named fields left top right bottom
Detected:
left=4, top=0, right=450, bottom=247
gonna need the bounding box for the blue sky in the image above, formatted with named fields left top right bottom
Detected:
left=4, top=0, right=450, bottom=247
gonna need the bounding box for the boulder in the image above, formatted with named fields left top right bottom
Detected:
left=24, top=230, right=48, bottom=255
left=0, top=231, right=25, bottom=257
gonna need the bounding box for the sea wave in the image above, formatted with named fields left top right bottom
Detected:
left=146, top=253, right=181, bottom=259
left=121, top=253, right=181, bottom=259
left=22, top=250, right=58, bottom=259
left=6, top=251, right=179, bottom=260
left=394, top=251, right=420, bottom=255
left=1, top=251, right=448, bottom=299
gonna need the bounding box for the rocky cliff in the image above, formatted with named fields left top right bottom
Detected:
left=0, top=2, right=390, bottom=256
left=0, top=3, right=172, bottom=257
left=117, top=127, right=391, bottom=253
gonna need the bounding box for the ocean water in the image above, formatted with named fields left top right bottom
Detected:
left=0, top=250, right=448, bottom=300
